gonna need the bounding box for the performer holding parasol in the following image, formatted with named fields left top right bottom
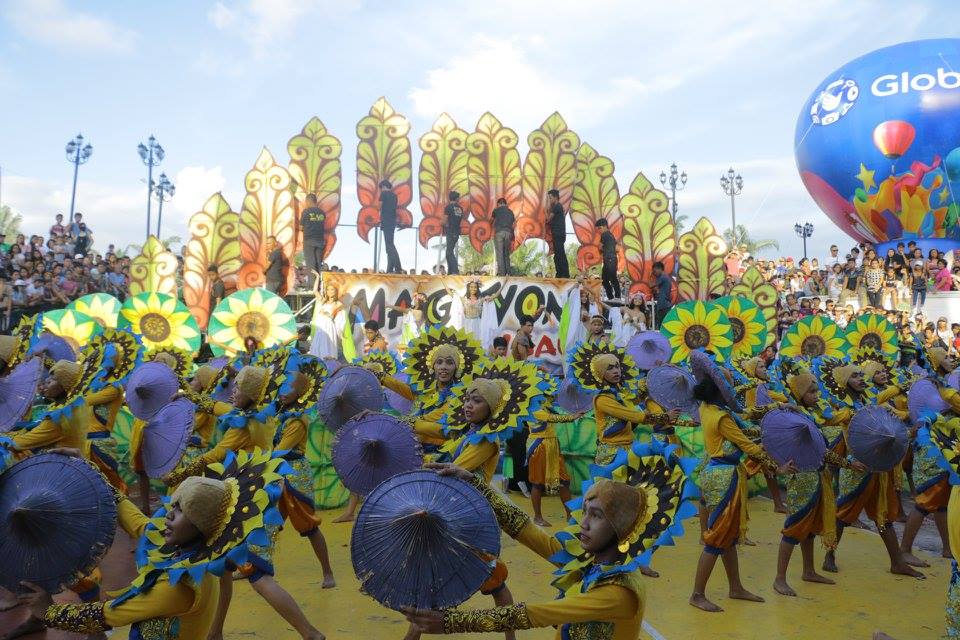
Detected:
left=402, top=436, right=699, bottom=639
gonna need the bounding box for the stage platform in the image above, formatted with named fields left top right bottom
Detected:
left=3, top=493, right=947, bottom=640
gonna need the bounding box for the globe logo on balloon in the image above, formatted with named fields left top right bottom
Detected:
left=795, top=38, right=960, bottom=253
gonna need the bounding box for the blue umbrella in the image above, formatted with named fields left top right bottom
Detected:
left=28, top=334, right=76, bottom=363
left=646, top=364, right=699, bottom=420
left=384, top=371, right=414, bottom=414
left=761, top=409, right=826, bottom=472
left=0, top=453, right=116, bottom=594
left=848, top=406, right=909, bottom=471
left=0, top=358, right=43, bottom=433
left=125, top=362, right=180, bottom=420
left=141, top=398, right=196, bottom=479
left=333, top=413, right=422, bottom=496
left=318, top=366, right=383, bottom=431
left=556, top=375, right=593, bottom=414
left=351, top=470, right=501, bottom=610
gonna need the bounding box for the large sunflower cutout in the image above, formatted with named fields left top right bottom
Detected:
left=715, top=295, right=767, bottom=357
left=659, top=300, right=733, bottom=363
left=120, top=292, right=201, bottom=352
left=208, top=289, right=296, bottom=356
left=780, top=315, right=847, bottom=360
left=40, top=309, right=102, bottom=350
left=68, top=293, right=121, bottom=329
left=846, top=313, right=898, bottom=361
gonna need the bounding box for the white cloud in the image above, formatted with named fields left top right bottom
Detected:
left=207, top=2, right=237, bottom=29
left=171, top=166, right=228, bottom=224
left=3, top=0, right=136, bottom=53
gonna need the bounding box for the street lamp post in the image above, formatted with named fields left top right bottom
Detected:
left=658, top=162, right=687, bottom=220
left=794, top=222, right=814, bottom=261
left=137, top=135, right=165, bottom=239
left=719, top=167, right=744, bottom=246
left=153, top=173, right=175, bottom=238
left=65, top=134, right=93, bottom=220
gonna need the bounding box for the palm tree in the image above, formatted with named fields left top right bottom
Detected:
left=723, top=224, right=779, bottom=256
left=0, top=205, right=22, bottom=237
left=674, top=213, right=688, bottom=235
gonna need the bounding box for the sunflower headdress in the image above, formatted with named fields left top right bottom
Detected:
left=853, top=347, right=895, bottom=387
left=147, top=346, right=195, bottom=379
left=568, top=340, right=640, bottom=394
left=277, top=353, right=327, bottom=420
left=4, top=315, right=41, bottom=369
left=208, top=289, right=297, bottom=356
left=67, top=293, right=122, bottom=329
left=549, top=438, right=699, bottom=595
left=812, top=356, right=857, bottom=407
left=659, top=300, right=733, bottom=363
left=39, top=344, right=115, bottom=422
left=441, top=359, right=547, bottom=445
left=402, top=326, right=483, bottom=393
left=84, top=328, right=144, bottom=389
left=846, top=313, right=898, bottom=362
left=780, top=315, right=847, bottom=360
left=536, top=368, right=559, bottom=398
left=119, top=292, right=202, bottom=352
left=920, top=415, right=960, bottom=484
left=114, top=448, right=288, bottom=606
left=715, top=296, right=768, bottom=357
left=354, top=349, right=401, bottom=380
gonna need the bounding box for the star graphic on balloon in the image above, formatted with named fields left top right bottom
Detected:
left=856, top=163, right=876, bottom=191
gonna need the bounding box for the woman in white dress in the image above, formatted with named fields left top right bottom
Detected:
left=309, top=281, right=346, bottom=359
left=388, top=291, right=428, bottom=348
left=448, top=279, right=494, bottom=341
left=613, top=293, right=648, bottom=347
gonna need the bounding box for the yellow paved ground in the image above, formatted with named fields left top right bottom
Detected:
left=114, top=495, right=948, bottom=639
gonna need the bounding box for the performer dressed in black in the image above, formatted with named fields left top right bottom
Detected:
left=379, top=179, right=402, bottom=273
left=596, top=218, right=621, bottom=300
left=545, top=188, right=569, bottom=278
left=300, top=193, right=326, bottom=287
left=443, top=191, right=463, bottom=275
left=492, top=197, right=514, bottom=276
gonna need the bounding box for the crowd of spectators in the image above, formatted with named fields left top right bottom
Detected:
left=0, top=213, right=130, bottom=331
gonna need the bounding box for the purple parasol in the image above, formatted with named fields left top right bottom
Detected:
left=761, top=409, right=826, bottom=472
left=0, top=358, right=43, bottom=433
left=0, top=453, right=116, bottom=594
left=318, top=365, right=384, bottom=431
left=690, top=350, right=742, bottom=412
left=351, top=470, right=501, bottom=610
left=28, top=334, right=76, bottom=363
left=324, top=358, right=342, bottom=375
left=646, top=364, right=699, bottom=420
left=333, top=413, right=423, bottom=496
left=756, top=384, right=774, bottom=406
left=907, top=378, right=949, bottom=424
left=848, top=406, right=909, bottom=472
left=384, top=371, right=414, bottom=414
left=556, top=375, right=594, bottom=414
left=125, top=362, right=180, bottom=420
left=627, top=331, right=672, bottom=371
left=141, top=398, right=196, bottom=479
left=946, top=369, right=960, bottom=393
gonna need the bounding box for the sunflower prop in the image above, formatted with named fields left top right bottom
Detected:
left=441, top=358, right=547, bottom=445
left=120, top=292, right=202, bottom=352
left=659, top=300, right=733, bottom=363
left=116, top=448, right=287, bottom=606
left=278, top=354, right=327, bottom=419
left=549, top=438, right=699, bottom=595
left=811, top=356, right=855, bottom=406
left=780, top=315, right=847, bottom=360
left=208, top=289, right=296, bottom=356
left=853, top=347, right=895, bottom=383
left=354, top=350, right=401, bottom=379
left=715, top=296, right=767, bottom=357
left=40, top=309, right=101, bottom=350
left=146, top=346, right=194, bottom=379
left=402, top=326, right=484, bottom=393
left=5, top=315, right=40, bottom=369
left=85, top=328, right=144, bottom=389
left=39, top=343, right=113, bottom=422
left=67, top=293, right=121, bottom=329
left=922, top=415, right=960, bottom=483
left=568, top=340, right=640, bottom=394
left=846, top=313, right=898, bottom=361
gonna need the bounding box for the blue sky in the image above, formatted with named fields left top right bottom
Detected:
left=0, top=0, right=954, bottom=269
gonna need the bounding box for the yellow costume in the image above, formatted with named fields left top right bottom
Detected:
left=526, top=408, right=577, bottom=493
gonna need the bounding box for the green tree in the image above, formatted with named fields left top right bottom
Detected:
left=723, top=224, right=779, bottom=256
left=674, top=212, right=688, bottom=235
left=0, top=205, right=23, bottom=237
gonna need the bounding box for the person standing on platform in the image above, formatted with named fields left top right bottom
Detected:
left=300, top=193, right=326, bottom=287
left=492, top=197, right=515, bottom=276
left=443, top=191, right=463, bottom=275
left=545, top=189, right=569, bottom=278
left=379, top=180, right=402, bottom=273
left=209, top=263, right=226, bottom=309
left=596, top=219, right=621, bottom=301
left=264, top=235, right=286, bottom=294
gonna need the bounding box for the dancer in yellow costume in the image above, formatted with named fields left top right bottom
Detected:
left=687, top=350, right=788, bottom=612
left=772, top=371, right=863, bottom=597
left=404, top=436, right=699, bottom=639
left=15, top=450, right=286, bottom=640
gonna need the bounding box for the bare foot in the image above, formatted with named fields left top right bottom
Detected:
left=331, top=512, right=354, bottom=523
left=0, top=593, right=19, bottom=612
left=322, top=573, right=336, bottom=589
left=206, top=634, right=224, bottom=640
left=533, top=517, right=552, bottom=527
left=0, top=617, right=46, bottom=640
left=689, top=593, right=723, bottom=612
left=802, top=571, right=835, bottom=585
left=822, top=553, right=838, bottom=573
left=306, top=633, right=325, bottom=640
left=774, top=504, right=788, bottom=514
left=900, top=552, right=929, bottom=567
left=891, top=563, right=925, bottom=579
left=873, top=633, right=897, bottom=640
left=773, top=578, right=796, bottom=596
left=640, top=566, right=660, bottom=578
left=729, top=587, right=764, bottom=602
left=944, top=551, right=954, bottom=559
left=742, top=537, right=757, bottom=546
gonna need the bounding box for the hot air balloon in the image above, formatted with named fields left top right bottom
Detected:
left=872, top=120, right=915, bottom=160
left=795, top=38, right=960, bottom=255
